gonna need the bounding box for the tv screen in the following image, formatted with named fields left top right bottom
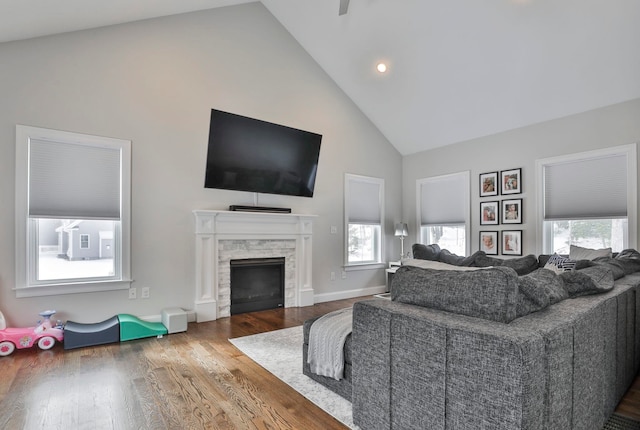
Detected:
left=204, top=109, right=322, bottom=198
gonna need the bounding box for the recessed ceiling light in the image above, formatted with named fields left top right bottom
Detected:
left=376, top=63, right=387, bottom=73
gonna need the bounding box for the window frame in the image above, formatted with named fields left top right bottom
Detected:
left=419, top=223, right=467, bottom=257
left=535, top=144, right=637, bottom=255
left=15, top=125, right=132, bottom=297
left=344, top=173, right=385, bottom=269
left=347, top=223, right=382, bottom=265
left=79, top=233, right=90, bottom=250
left=416, top=171, right=471, bottom=256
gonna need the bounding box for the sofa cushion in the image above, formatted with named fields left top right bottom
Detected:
left=474, top=253, right=539, bottom=275
left=412, top=245, right=539, bottom=275
left=438, top=249, right=483, bottom=266
left=412, top=243, right=441, bottom=261
left=539, top=249, right=640, bottom=280
left=593, top=249, right=640, bottom=277
left=559, top=265, right=615, bottom=297
left=516, top=268, right=568, bottom=317
left=615, top=249, right=640, bottom=274
left=538, top=254, right=593, bottom=270
left=391, top=260, right=618, bottom=323
left=391, top=265, right=520, bottom=323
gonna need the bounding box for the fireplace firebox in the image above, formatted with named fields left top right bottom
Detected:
left=230, top=257, right=285, bottom=315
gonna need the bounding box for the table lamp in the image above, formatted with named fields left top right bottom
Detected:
left=394, top=222, right=409, bottom=259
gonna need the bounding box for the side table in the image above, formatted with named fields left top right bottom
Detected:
left=385, top=261, right=402, bottom=291
left=375, top=262, right=401, bottom=300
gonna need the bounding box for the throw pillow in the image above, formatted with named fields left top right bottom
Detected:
left=544, top=254, right=577, bottom=274
left=569, top=244, right=612, bottom=261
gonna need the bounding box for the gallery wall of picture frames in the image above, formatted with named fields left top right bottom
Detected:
left=478, top=168, right=523, bottom=255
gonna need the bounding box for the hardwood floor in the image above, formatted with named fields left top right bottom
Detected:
left=0, top=298, right=360, bottom=430
left=1, top=296, right=639, bottom=429
left=616, top=375, right=640, bottom=421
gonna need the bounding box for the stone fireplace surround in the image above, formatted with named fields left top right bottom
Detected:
left=193, top=210, right=316, bottom=322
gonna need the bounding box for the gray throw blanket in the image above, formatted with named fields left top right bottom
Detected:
left=307, top=307, right=353, bottom=380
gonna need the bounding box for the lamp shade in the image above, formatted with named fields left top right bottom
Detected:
left=394, top=223, right=408, bottom=237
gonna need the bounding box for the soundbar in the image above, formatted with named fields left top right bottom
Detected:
left=229, top=205, right=292, bottom=214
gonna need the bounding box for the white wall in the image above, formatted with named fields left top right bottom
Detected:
left=402, top=98, right=640, bottom=258
left=0, top=3, right=402, bottom=326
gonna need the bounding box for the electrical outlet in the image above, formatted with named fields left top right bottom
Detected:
left=330, top=271, right=336, bottom=281
left=141, top=287, right=150, bottom=299
left=128, top=287, right=137, bottom=299
left=341, top=271, right=347, bottom=279
left=330, top=226, right=337, bottom=234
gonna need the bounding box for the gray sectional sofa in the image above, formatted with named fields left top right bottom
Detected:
left=303, top=247, right=640, bottom=430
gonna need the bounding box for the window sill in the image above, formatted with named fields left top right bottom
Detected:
left=14, top=279, right=132, bottom=298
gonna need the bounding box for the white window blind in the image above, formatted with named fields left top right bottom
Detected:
left=29, top=139, right=122, bottom=220
left=347, top=177, right=381, bottom=224
left=420, top=172, right=467, bottom=225
left=544, top=154, right=627, bottom=220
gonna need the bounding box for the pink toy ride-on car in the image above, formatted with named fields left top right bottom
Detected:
left=0, top=310, right=64, bottom=356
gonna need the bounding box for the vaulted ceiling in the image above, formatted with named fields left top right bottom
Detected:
left=2, top=0, right=639, bottom=155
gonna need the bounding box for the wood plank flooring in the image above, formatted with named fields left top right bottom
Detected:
left=1, top=296, right=639, bottom=429
left=0, top=298, right=360, bottom=430
left=616, top=374, right=640, bottom=421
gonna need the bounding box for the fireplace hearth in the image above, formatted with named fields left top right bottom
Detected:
left=230, top=257, right=285, bottom=315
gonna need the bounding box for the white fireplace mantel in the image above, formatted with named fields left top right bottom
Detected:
left=193, top=210, right=316, bottom=322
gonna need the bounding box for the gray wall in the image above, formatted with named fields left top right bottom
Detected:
left=0, top=3, right=402, bottom=326
left=402, top=98, right=640, bottom=258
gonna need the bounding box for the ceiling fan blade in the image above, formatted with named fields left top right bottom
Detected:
left=339, top=0, right=350, bottom=16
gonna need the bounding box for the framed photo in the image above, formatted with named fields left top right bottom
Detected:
left=479, top=231, right=499, bottom=255
left=502, top=230, right=523, bottom=256
left=480, top=201, right=499, bottom=225
left=501, top=198, right=523, bottom=224
left=500, top=168, right=522, bottom=195
left=479, top=171, right=498, bottom=197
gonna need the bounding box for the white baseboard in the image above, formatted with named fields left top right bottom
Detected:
left=314, top=285, right=387, bottom=304
left=139, top=309, right=197, bottom=324
left=185, top=284, right=385, bottom=322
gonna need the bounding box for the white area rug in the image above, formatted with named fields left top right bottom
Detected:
left=229, top=326, right=358, bottom=429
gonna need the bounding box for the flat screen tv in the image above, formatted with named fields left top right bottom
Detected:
left=204, top=109, right=322, bottom=198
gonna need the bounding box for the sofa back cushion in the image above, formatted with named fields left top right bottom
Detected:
left=391, top=265, right=520, bottom=323
left=473, top=253, right=539, bottom=275
left=570, top=244, right=612, bottom=260
left=411, top=243, right=441, bottom=260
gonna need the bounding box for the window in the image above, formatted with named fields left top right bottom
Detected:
left=536, top=144, right=637, bottom=254
left=15, top=125, right=131, bottom=297
left=345, top=174, right=384, bottom=267
left=80, top=234, right=90, bottom=249
left=417, top=171, right=470, bottom=256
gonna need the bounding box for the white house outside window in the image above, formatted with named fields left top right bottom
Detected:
left=345, top=174, right=384, bottom=267
left=15, top=125, right=131, bottom=297
left=417, top=171, right=470, bottom=256
left=536, top=144, right=637, bottom=254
